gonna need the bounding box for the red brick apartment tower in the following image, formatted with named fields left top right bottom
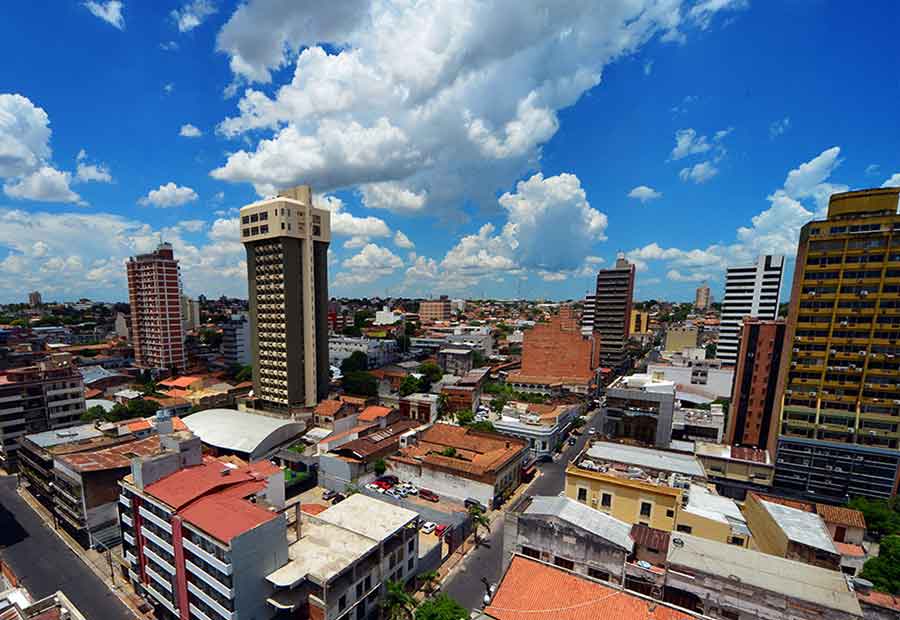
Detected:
left=126, top=242, right=186, bottom=373
left=520, top=307, right=600, bottom=382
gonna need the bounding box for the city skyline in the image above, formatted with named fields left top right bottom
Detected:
left=1, top=1, right=899, bottom=304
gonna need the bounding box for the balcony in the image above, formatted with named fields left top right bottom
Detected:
left=144, top=546, right=175, bottom=575
left=139, top=506, right=172, bottom=534
left=186, top=559, right=234, bottom=599
left=141, top=527, right=174, bottom=554
left=187, top=581, right=234, bottom=620
left=183, top=538, right=233, bottom=575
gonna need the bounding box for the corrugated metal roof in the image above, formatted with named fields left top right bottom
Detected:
left=182, top=408, right=304, bottom=456
left=585, top=441, right=705, bottom=478
left=525, top=496, right=633, bottom=551
left=759, top=499, right=837, bottom=555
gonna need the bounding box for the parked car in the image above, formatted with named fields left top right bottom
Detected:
left=464, top=498, right=487, bottom=512
left=374, top=480, right=392, bottom=490
left=330, top=493, right=346, bottom=504
left=420, top=521, right=437, bottom=534
left=568, top=437, right=577, bottom=446
left=419, top=489, right=439, bottom=502
left=587, top=428, right=597, bottom=435
left=403, top=484, right=418, bottom=495
left=386, top=489, right=402, bottom=499
left=322, top=489, right=338, bottom=501
left=435, top=524, right=448, bottom=538
left=377, top=475, right=399, bottom=485
left=365, top=483, right=380, bottom=491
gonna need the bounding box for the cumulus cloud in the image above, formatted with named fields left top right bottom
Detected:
left=179, top=124, right=203, bottom=138
left=75, top=149, right=113, bottom=183
left=316, top=194, right=391, bottom=243
left=83, top=1, right=124, bottom=30
left=393, top=230, right=414, bottom=249
left=667, top=268, right=714, bottom=282
left=334, top=243, right=404, bottom=289
left=679, top=161, right=718, bottom=184
left=160, top=41, right=179, bottom=51
left=0, top=209, right=247, bottom=302
left=172, top=0, right=217, bottom=33
left=688, top=0, right=747, bottom=29
left=138, top=182, right=199, bottom=207
left=4, top=167, right=83, bottom=204
left=628, top=185, right=662, bottom=203
left=671, top=128, right=711, bottom=160
left=177, top=219, right=206, bottom=233
left=881, top=173, right=900, bottom=188
left=211, top=0, right=745, bottom=215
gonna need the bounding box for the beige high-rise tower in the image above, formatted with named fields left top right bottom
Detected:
left=240, top=185, right=331, bottom=410
left=695, top=283, right=711, bottom=310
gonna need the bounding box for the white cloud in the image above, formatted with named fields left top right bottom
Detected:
left=643, top=60, right=653, bottom=75
left=0, top=94, right=51, bottom=178
left=667, top=268, right=713, bottom=282
left=361, top=182, right=427, bottom=213
left=211, top=0, right=745, bottom=215
left=160, top=41, right=179, bottom=51
left=688, top=0, right=747, bottom=29
left=334, top=243, right=404, bottom=289
left=679, top=161, right=718, bottom=183
left=865, top=164, right=880, bottom=176
left=393, top=230, right=414, bottom=249
left=83, top=1, right=124, bottom=30
left=404, top=255, right=438, bottom=281
left=769, top=117, right=790, bottom=139
left=628, top=185, right=662, bottom=203
left=164, top=83, right=174, bottom=94
left=781, top=146, right=845, bottom=213
left=74, top=150, right=113, bottom=183
left=138, top=182, right=199, bottom=207
left=316, top=194, right=391, bottom=242
left=4, top=167, right=83, bottom=204
left=177, top=219, right=206, bottom=232
left=172, top=0, right=217, bottom=33
left=881, top=173, right=900, bottom=188
left=179, top=124, right=203, bottom=138
left=671, top=128, right=711, bottom=160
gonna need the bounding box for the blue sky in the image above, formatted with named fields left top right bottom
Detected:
left=0, top=0, right=898, bottom=304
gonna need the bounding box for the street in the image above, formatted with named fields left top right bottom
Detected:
left=442, top=409, right=602, bottom=610
left=0, top=476, right=134, bottom=620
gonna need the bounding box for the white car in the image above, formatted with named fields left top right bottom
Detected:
left=403, top=484, right=418, bottom=495
left=587, top=428, right=597, bottom=435
left=420, top=521, right=437, bottom=534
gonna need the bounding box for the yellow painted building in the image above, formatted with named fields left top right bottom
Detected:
left=565, top=463, right=751, bottom=547
left=630, top=310, right=650, bottom=336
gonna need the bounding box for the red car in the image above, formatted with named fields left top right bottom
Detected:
left=435, top=524, right=448, bottom=538
left=374, top=480, right=392, bottom=490
left=419, top=489, right=439, bottom=502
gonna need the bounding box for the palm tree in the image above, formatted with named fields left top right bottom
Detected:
left=381, top=579, right=416, bottom=620
left=468, top=505, right=490, bottom=546
left=418, top=570, right=440, bottom=597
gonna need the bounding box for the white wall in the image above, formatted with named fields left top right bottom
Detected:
left=389, top=461, right=495, bottom=508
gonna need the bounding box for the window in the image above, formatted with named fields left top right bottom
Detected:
left=728, top=537, right=744, bottom=546
left=260, top=225, right=269, bottom=234
left=250, top=213, right=258, bottom=223
left=676, top=524, right=692, bottom=534
left=281, top=222, right=285, bottom=230
left=408, top=557, right=414, bottom=571
left=408, top=539, right=415, bottom=553
left=357, top=582, right=363, bottom=598
left=588, top=568, right=609, bottom=581
left=521, top=546, right=540, bottom=559
left=339, top=595, right=347, bottom=612
left=601, top=493, right=612, bottom=508
left=241, top=215, right=249, bottom=224
left=553, top=556, right=574, bottom=570
left=364, top=575, right=371, bottom=590
left=666, top=509, right=674, bottom=518
left=577, top=488, right=588, bottom=502
left=640, top=502, right=652, bottom=518
left=357, top=605, right=366, bottom=620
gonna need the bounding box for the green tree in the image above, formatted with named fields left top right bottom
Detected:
left=440, top=447, right=458, bottom=458
left=861, top=535, right=900, bottom=593
left=417, top=570, right=440, bottom=597
left=342, top=324, right=363, bottom=337
left=235, top=364, right=252, bottom=383
left=373, top=458, right=387, bottom=476
left=468, top=505, right=490, bottom=545
left=127, top=398, right=161, bottom=418
left=490, top=394, right=508, bottom=414
left=436, top=394, right=449, bottom=419
left=397, top=333, right=411, bottom=353
left=342, top=371, right=378, bottom=397
left=418, top=362, right=443, bottom=384
left=455, top=409, right=475, bottom=426
left=849, top=497, right=900, bottom=540
left=413, top=594, right=466, bottom=620
left=81, top=404, right=111, bottom=423
left=381, top=580, right=416, bottom=620
left=705, top=343, right=717, bottom=360
left=472, top=350, right=487, bottom=368
left=399, top=375, right=422, bottom=397
left=469, top=421, right=495, bottom=433
left=341, top=351, right=370, bottom=374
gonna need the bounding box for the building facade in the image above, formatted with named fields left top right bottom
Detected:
left=773, top=188, right=900, bottom=500
left=329, top=337, right=399, bottom=369
left=600, top=374, right=676, bottom=448
left=221, top=312, right=251, bottom=367
left=419, top=297, right=451, bottom=322
left=717, top=255, right=784, bottom=366
left=580, top=294, right=596, bottom=337
left=695, top=285, right=710, bottom=310
left=664, top=327, right=699, bottom=352
left=593, top=254, right=636, bottom=371
left=28, top=291, right=42, bottom=307
left=726, top=318, right=786, bottom=454
left=126, top=242, right=187, bottom=373
left=241, top=185, right=331, bottom=410
left=630, top=310, right=650, bottom=337
left=0, top=355, right=86, bottom=471
left=181, top=296, right=201, bottom=333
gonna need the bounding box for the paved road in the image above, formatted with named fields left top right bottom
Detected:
left=443, top=409, right=603, bottom=610
left=0, top=476, right=134, bottom=620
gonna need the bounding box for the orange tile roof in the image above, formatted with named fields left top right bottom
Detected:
left=358, top=405, right=392, bottom=422
left=315, top=399, right=346, bottom=418
left=834, top=542, right=865, bottom=557
left=301, top=503, right=328, bottom=515
left=158, top=375, right=204, bottom=389
left=858, top=589, right=900, bottom=611
left=84, top=388, right=103, bottom=399
left=816, top=503, right=867, bottom=529
left=392, top=423, right=525, bottom=478
left=751, top=493, right=814, bottom=512
left=486, top=557, right=693, bottom=620
left=163, top=388, right=191, bottom=398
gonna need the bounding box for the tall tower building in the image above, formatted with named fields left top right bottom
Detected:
left=126, top=242, right=186, bottom=373
left=240, top=185, right=331, bottom=410
left=28, top=291, right=42, bottom=307
left=594, top=253, right=635, bottom=371
left=718, top=255, right=784, bottom=366
left=580, top=293, right=596, bottom=336
left=695, top=283, right=711, bottom=310
left=727, top=318, right=786, bottom=454
left=774, top=187, right=900, bottom=501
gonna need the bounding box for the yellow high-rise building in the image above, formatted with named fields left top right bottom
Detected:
left=774, top=187, right=900, bottom=500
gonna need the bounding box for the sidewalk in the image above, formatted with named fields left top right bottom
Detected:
left=16, top=485, right=149, bottom=619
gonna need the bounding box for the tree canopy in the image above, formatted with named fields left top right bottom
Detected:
left=861, top=535, right=900, bottom=593
left=849, top=497, right=900, bottom=540
left=414, top=594, right=468, bottom=620
left=81, top=398, right=160, bottom=423
left=341, top=351, right=369, bottom=373
left=342, top=371, right=378, bottom=397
